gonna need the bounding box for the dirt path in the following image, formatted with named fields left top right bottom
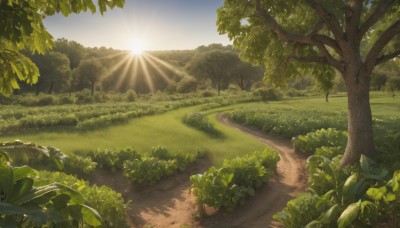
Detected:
left=200, top=113, right=308, bottom=227
left=90, top=112, right=307, bottom=228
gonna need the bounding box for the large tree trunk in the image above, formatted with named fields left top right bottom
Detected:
left=217, top=81, right=221, bottom=96
left=341, top=69, right=375, bottom=166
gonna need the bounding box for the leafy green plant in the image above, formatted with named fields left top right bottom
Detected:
left=123, top=157, right=177, bottom=185
left=0, top=150, right=102, bottom=227
left=190, top=149, right=279, bottom=213
left=36, top=171, right=129, bottom=228
left=292, top=128, right=347, bottom=155
left=275, top=154, right=400, bottom=228
left=183, top=111, right=217, bottom=134
left=80, top=147, right=141, bottom=172
left=123, top=147, right=198, bottom=185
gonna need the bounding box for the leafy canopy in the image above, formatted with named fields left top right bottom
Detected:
left=217, top=0, right=400, bottom=86
left=0, top=0, right=125, bottom=95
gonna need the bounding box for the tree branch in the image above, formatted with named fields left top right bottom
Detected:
left=253, top=0, right=314, bottom=44
left=289, top=55, right=329, bottom=65
left=315, top=42, right=344, bottom=72
left=375, top=49, right=400, bottom=65
left=306, top=0, right=345, bottom=43
left=345, top=0, right=363, bottom=39
left=365, top=20, right=400, bottom=73
left=359, top=0, right=395, bottom=38
left=312, top=34, right=342, bottom=55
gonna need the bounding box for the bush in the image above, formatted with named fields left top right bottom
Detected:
left=64, top=153, right=97, bottom=174
left=201, top=89, right=216, bottom=97
left=37, top=95, right=57, bottom=106
left=59, top=95, right=75, bottom=104
left=253, top=87, right=282, bottom=101
left=176, top=77, right=198, bottom=93
left=276, top=154, right=400, bottom=228
left=80, top=147, right=141, bottom=172
left=123, top=147, right=198, bottom=185
left=190, top=149, right=280, bottom=212
left=285, top=88, right=306, bottom=97
left=292, top=128, right=348, bottom=155
left=183, top=111, right=216, bottom=133
left=125, top=89, right=137, bottom=102
left=37, top=171, right=130, bottom=228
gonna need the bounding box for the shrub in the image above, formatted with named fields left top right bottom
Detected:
left=81, top=147, right=141, bottom=172
left=190, top=149, right=280, bottom=212
left=292, top=128, right=348, bottom=155
left=123, top=147, right=198, bottom=185
left=37, top=171, right=130, bottom=228
left=253, top=87, right=282, bottom=101
left=37, top=95, right=57, bottom=106
left=276, top=154, right=400, bottom=228
left=183, top=111, right=216, bottom=133
left=176, top=77, right=198, bottom=93
left=59, top=95, right=75, bottom=104
left=125, top=89, right=137, bottom=102
left=64, top=153, right=97, bottom=174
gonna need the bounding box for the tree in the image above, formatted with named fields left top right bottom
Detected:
left=217, top=0, right=400, bottom=165
left=0, top=0, right=125, bottom=95
left=30, top=51, right=71, bottom=94
left=75, top=59, right=105, bottom=95
left=386, top=76, right=400, bottom=97
left=187, top=50, right=240, bottom=95
left=231, top=61, right=264, bottom=91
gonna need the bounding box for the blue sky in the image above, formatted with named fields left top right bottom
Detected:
left=44, top=0, right=231, bottom=51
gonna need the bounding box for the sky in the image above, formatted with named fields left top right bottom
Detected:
left=43, top=0, right=231, bottom=51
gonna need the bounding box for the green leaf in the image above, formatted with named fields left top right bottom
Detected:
left=13, top=166, right=37, bottom=182
left=342, top=173, right=358, bottom=203
left=305, top=220, right=321, bottom=228
left=0, top=163, right=13, bottom=200
left=55, top=183, right=84, bottom=204
left=337, top=201, right=360, bottom=228
left=8, top=178, right=34, bottom=203
left=13, top=184, right=58, bottom=205
left=366, top=187, right=387, bottom=201
left=360, top=155, right=370, bottom=175
left=320, top=204, right=340, bottom=224
left=81, top=204, right=102, bottom=226
left=0, top=217, right=17, bottom=228
left=51, top=194, right=71, bottom=210
left=0, top=202, right=29, bottom=215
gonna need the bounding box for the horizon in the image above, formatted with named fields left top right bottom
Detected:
left=43, top=0, right=231, bottom=51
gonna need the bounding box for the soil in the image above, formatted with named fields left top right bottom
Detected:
left=88, top=112, right=308, bottom=228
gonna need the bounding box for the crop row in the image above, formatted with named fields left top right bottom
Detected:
left=229, top=108, right=348, bottom=138
left=190, top=149, right=280, bottom=212
left=0, top=95, right=256, bottom=135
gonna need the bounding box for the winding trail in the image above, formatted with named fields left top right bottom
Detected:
left=201, top=113, right=308, bottom=227
left=91, top=112, right=308, bottom=227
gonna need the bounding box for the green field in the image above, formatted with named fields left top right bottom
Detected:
left=2, top=93, right=399, bottom=165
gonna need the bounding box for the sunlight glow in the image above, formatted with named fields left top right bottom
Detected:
left=130, top=40, right=146, bottom=55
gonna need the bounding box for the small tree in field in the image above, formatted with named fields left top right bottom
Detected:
left=75, top=59, right=105, bottom=96
left=187, top=50, right=240, bottom=96
left=386, top=76, right=400, bottom=97
left=218, top=0, right=400, bottom=165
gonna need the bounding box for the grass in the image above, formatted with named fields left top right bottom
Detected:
left=1, top=105, right=266, bottom=165
left=2, top=93, right=398, bottom=165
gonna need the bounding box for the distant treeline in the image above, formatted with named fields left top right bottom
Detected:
left=15, top=39, right=400, bottom=97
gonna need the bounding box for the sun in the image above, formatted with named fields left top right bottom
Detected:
left=130, top=40, right=146, bottom=56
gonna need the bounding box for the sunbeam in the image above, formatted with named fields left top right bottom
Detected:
left=144, top=53, right=189, bottom=78
left=142, top=54, right=173, bottom=84
left=138, top=55, right=155, bottom=92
